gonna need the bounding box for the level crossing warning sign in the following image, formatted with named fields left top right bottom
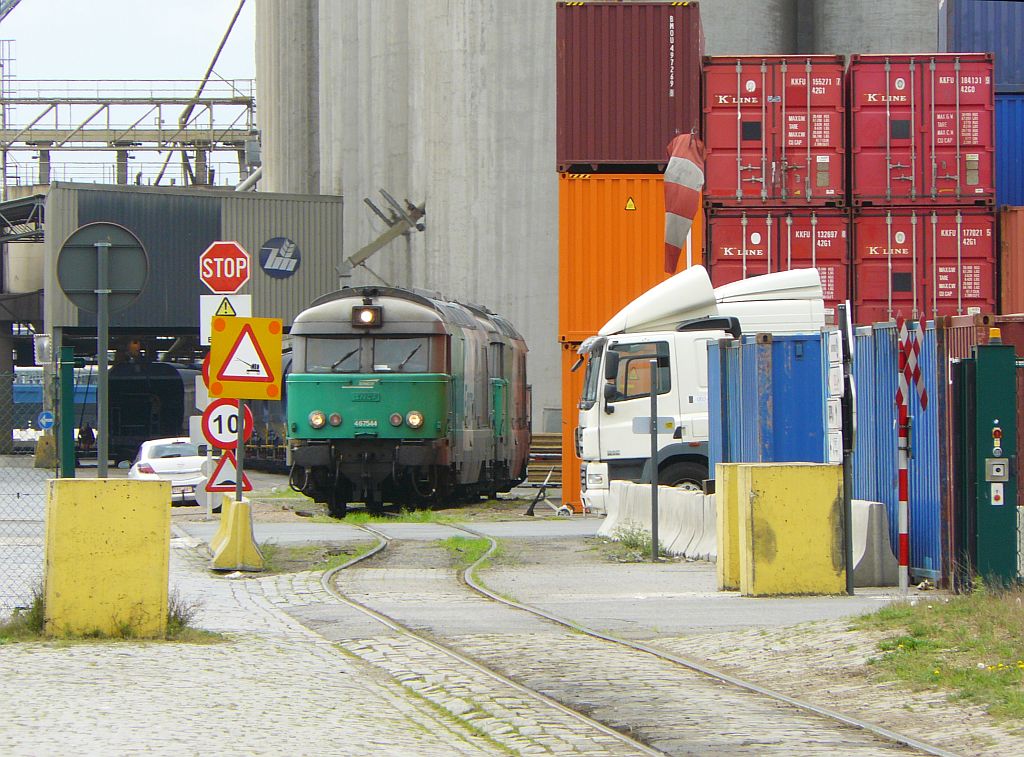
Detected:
left=205, top=450, right=253, bottom=493
left=208, top=316, right=283, bottom=400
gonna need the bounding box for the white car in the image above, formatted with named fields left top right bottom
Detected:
left=128, top=437, right=206, bottom=505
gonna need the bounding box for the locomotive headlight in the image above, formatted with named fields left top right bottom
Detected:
left=389, top=412, right=404, bottom=427
left=328, top=412, right=343, bottom=427
left=351, top=304, right=383, bottom=328
left=406, top=410, right=425, bottom=429
left=308, top=410, right=327, bottom=429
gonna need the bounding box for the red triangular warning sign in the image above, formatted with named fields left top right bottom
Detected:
left=205, top=451, right=253, bottom=492
left=216, top=324, right=275, bottom=383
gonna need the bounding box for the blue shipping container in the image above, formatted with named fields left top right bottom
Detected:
left=996, top=94, right=1024, bottom=207
left=708, top=333, right=829, bottom=467
left=940, top=0, right=1024, bottom=91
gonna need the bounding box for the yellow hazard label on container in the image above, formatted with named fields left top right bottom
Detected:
left=625, top=197, right=637, bottom=211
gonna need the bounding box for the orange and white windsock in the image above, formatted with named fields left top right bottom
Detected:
left=664, top=133, right=706, bottom=273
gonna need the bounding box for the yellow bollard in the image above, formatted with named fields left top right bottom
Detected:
left=210, top=498, right=264, bottom=572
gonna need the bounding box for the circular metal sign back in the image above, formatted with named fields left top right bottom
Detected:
left=57, top=222, right=149, bottom=313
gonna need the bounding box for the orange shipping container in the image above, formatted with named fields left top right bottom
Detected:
left=561, top=342, right=584, bottom=513
left=559, top=173, right=704, bottom=343
left=1001, top=207, right=1024, bottom=314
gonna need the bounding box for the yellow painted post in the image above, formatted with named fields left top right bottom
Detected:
left=210, top=499, right=264, bottom=571
left=44, top=479, right=170, bottom=637
left=715, top=463, right=744, bottom=591
left=738, top=463, right=846, bottom=596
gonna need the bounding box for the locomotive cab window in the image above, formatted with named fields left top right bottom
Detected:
left=305, top=337, right=362, bottom=373
left=373, top=337, right=430, bottom=373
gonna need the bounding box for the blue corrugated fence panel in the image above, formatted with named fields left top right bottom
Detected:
left=708, top=340, right=724, bottom=470
left=852, top=327, right=880, bottom=503
left=725, top=340, right=742, bottom=463
left=940, top=0, right=1024, bottom=90
left=872, top=324, right=901, bottom=556
left=996, top=94, right=1024, bottom=207
left=739, top=336, right=762, bottom=462
left=908, top=322, right=943, bottom=580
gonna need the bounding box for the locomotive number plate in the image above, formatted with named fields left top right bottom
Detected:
left=351, top=392, right=381, bottom=402
left=353, top=419, right=379, bottom=428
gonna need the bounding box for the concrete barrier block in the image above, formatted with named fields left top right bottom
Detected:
left=738, top=463, right=846, bottom=596
left=44, top=479, right=170, bottom=637
left=598, top=481, right=628, bottom=538
left=715, top=464, right=745, bottom=590
left=657, top=487, right=686, bottom=555
left=210, top=499, right=264, bottom=572
left=700, top=494, right=718, bottom=562
left=208, top=494, right=240, bottom=554
left=851, top=499, right=898, bottom=587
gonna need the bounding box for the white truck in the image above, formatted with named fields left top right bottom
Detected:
left=575, top=264, right=827, bottom=514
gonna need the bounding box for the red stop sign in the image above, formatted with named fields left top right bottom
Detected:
left=199, top=241, right=251, bottom=294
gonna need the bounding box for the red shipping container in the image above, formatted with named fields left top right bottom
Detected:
left=852, top=208, right=995, bottom=324
left=703, top=55, right=845, bottom=207
left=706, top=208, right=849, bottom=311
left=556, top=2, right=703, bottom=169
left=848, top=53, right=995, bottom=207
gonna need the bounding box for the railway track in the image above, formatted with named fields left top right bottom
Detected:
left=320, top=524, right=959, bottom=757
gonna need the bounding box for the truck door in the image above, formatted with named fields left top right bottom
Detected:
left=600, top=340, right=672, bottom=463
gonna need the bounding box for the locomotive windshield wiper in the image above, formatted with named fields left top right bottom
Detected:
left=331, top=347, right=360, bottom=371
left=396, top=344, right=422, bottom=370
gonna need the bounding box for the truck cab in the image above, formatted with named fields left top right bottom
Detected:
left=577, top=266, right=826, bottom=514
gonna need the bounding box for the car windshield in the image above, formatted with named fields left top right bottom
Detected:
left=148, top=442, right=200, bottom=459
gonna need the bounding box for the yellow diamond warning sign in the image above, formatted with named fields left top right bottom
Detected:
left=208, top=316, right=283, bottom=400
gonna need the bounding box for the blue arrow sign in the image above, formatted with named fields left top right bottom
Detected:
left=37, top=410, right=55, bottom=430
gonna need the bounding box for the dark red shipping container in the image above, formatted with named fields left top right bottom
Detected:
left=703, top=55, right=845, bottom=207
left=556, top=2, right=703, bottom=169
left=847, top=53, right=995, bottom=207
left=851, top=208, right=995, bottom=324
left=706, top=208, right=849, bottom=311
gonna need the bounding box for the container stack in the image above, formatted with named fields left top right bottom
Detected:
left=556, top=1, right=704, bottom=510
left=702, top=55, right=850, bottom=313
left=940, top=0, right=1024, bottom=313
left=847, top=53, right=996, bottom=323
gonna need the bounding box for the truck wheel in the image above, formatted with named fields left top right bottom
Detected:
left=659, top=461, right=707, bottom=491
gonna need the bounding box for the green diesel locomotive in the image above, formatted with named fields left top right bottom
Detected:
left=286, top=286, right=531, bottom=517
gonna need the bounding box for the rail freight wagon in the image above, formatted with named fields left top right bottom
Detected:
left=286, top=286, right=531, bottom=517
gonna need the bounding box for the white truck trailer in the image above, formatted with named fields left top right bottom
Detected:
left=575, top=265, right=826, bottom=514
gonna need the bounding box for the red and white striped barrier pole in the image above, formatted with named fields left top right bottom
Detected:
left=896, top=317, right=911, bottom=593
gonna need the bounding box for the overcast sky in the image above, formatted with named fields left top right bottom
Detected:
left=0, top=0, right=255, bottom=81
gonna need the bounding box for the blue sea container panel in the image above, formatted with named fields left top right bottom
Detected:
left=940, top=0, right=1024, bottom=91
left=768, top=335, right=827, bottom=462
left=996, top=94, right=1024, bottom=207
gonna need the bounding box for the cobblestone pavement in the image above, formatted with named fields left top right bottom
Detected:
left=335, top=541, right=916, bottom=756
left=0, top=535, right=502, bottom=757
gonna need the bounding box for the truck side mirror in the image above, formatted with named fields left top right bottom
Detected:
left=603, top=351, right=619, bottom=381
left=603, top=382, right=618, bottom=411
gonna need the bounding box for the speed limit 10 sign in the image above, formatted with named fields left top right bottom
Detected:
left=201, top=398, right=254, bottom=450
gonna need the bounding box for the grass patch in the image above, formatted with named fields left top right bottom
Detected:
left=313, top=508, right=458, bottom=525
left=852, top=583, right=1024, bottom=720
left=260, top=541, right=375, bottom=573
left=596, top=524, right=671, bottom=562
left=0, top=587, right=222, bottom=643
left=440, top=536, right=492, bottom=570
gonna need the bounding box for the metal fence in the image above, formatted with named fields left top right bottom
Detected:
left=0, top=371, right=55, bottom=619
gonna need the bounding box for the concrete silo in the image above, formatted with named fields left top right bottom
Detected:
left=255, top=0, right=320, bottom=194
left=812, top=0, right=940, bottom=56
left=700, top=0, right=798, bottom=55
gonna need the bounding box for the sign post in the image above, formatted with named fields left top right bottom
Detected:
left=57, top=222, right=148, bottom=478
